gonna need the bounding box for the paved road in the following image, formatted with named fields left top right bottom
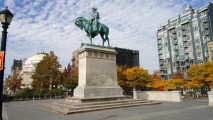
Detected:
left=4, top=98, right=213, bottom=120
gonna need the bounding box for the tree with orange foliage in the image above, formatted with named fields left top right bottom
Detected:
left=125, top=66, right=151, bottom=90
left=147, top=73, right=165, bottom=91
left=185, top=62, right=213, bottom=92
left=186, top=65, right=206, bottom=90
left=117, top=65, right=131, bottom=95
left=169, top=68, right=185, bottom=90
left=62, top=63, right=78, bottom=96
left=5, top=70, right=23, bottom=93
left=202, top=62, right=213, bottom=89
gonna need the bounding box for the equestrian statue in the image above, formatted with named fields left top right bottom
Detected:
left=75, top=8, right=110, bottom=47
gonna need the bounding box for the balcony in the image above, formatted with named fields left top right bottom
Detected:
left=173, top=40, right=178, bottom=45
left=182, top=31, right=187, bottom=36
left=159, top=50, right=163, bottom=55
left=185, top=62, right=190, bottom=66
left=171, top=35, right=177, bottom=39
left=183, top=43, right=188, bottom=48
left=181, top=19, right=190, bottom=25
left=158, top=40, right=162, bottom=44
left=159, top=60, right=164, bottom=65
left=170, top=29, right=176, bottom=34
left=202, top=23, right=209, bottom=30
left=203, top=30, right=210, bottom=36
left=181, top=27, right=186, bottom=31
left=159, top=55, right=163, bottom=59
left=202, top=17, right=208, bottom=23
left=157, top=37, right=162, bottom=40
left=175, top=51, right=179, bottom=56
left=173, top=46, right=178, bottom=51
left=183, top=36, right=190, bottom=42
left=184, top=49, right=189, bottom=53
left=158, top=45, right=163, bottom=49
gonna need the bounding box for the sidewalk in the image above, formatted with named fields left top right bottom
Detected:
left=4, top=98, right=213, bottom=120
left=2, top=103, right=8, bottom=120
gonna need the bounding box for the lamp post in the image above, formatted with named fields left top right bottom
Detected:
left=0, top=7, right=13, bottom=120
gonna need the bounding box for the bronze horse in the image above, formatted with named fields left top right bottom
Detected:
left=75, top=17, right=110, bottom=46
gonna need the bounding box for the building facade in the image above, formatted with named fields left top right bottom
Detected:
left=157, top=3, right=213, bottom=80
left=11, top=59, right=22, bottom=73
left=71, top=49, right=79, bottom=68
left=114, top=47, right=139, bottom=68
left=71, top=45, right=140, bottom=68
left=153, top=70, right=161, bottom=78
left=207, top=41, right=213, bottom=61
left=21, top=53, right=47, bottom=89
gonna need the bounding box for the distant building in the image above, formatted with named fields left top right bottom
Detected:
left=71, top=45, right=139, bottom=68
left=114, top=47, right=139, bottom=68
left=21, top=53, right=47, bottom=89
left=157, top=3, right=213, bottom=80
left=207, top=41, right=213, bottom=62
left=11, top=59, right=22, bottom=73
left=153, top=70, right=160, bottom=78
left=71, top=49, right=79, bottom=68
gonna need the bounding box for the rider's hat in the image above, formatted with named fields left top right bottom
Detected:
left=92, top=8, right=97, bottom=11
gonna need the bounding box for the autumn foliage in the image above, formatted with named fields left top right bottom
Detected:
left=31, top=51, right=63, bottom=90
left=5, top=70, right=23, bottom=92
left=186, top=62, right=213, bottom=89
left=62, top=63, right=78, bottom=96
left=117, top=66, right=151, bottom=94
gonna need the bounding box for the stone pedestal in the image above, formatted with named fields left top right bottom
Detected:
left=71, top=45, right=124, bottom=102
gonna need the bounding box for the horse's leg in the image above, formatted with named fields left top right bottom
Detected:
left=104, top=29, right=110, bottom=47
left=100, top=33, right=105, bottom=46
left=89, top=34, right=92, bottom=44
left=106, top=35, right=109, bottom=47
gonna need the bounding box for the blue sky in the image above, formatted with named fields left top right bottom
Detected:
left=0, top=0, right=213, bottom=78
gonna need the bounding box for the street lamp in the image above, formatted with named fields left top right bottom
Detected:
left=0, top=7, right=13, bottom=120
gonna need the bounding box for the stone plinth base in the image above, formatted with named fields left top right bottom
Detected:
left=208, top=91, right=213, bottom=106
left=66, top=96, right=131, bottom=103
left=73, top=86, right=123, bottom=98
left=73, top=45, right=124, bottom=98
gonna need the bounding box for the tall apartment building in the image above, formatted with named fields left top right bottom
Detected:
left=157, top=3, right=213, bottom=80
left=207, top=41, right=213, bottom=61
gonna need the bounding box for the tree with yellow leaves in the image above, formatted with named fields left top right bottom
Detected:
left=147, top=73, right=165, bottom=90
left=117, top=65, right=131, bottom=95
left=125, top=66, right=151, bottom=90
left=169, top=69, right=185, bottom=90
left=186, top=62, right=213, bottom=90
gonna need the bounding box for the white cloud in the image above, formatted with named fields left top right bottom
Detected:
left=4, top=0, right=15, bottom=8
left=0, top=0, right=213, bottom=78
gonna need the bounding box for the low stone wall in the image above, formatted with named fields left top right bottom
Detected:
left=208, top=91, right=213, bottom=106
left=133, top=91, right=182, bottom=102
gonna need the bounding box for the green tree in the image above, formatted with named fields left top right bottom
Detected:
left=62, top=77, right=78, bottom=94
left=31, top=51, right=63, bottom=90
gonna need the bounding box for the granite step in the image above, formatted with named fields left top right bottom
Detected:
left=57, top=99, right=145, bottom=107
left=66, top=101, right=160, bottom=115
left=68, top=100, right=149, bottom=110
left=41, top=100, right=161, bottom=115
left=41, top=103, right=69, bottom=115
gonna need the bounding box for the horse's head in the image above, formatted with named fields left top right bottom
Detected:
left=75, top=17, right=85, bottom=30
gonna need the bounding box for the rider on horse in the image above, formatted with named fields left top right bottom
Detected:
left=89, top=8, right=100, bottom=35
